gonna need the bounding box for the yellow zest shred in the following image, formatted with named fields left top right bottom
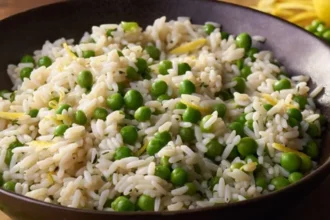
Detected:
left=48, top=100, right=58, bottom=109
left=240, top=162, right=258, bottom=172
left=47, top=172, right=55, bottom=184
left=276, top=2, right=314, bottom=11
left=170, top=38, right=207, bottom=55
left=63, top=43, right=77, bottom=59
left=44, top=115, right=62, bottom=125
left=0, top=112, right=25, bottom=120
left=261, top=94, right=277, bottom=106
left=136, top=141, right=148, bottom=156
left=56, top=114, right=72, bottom=125
left=272, top=143, right=308, bottom=158
left=180, top=99, right=209, bottom=113
left=27, top=141, right=54, bottom=149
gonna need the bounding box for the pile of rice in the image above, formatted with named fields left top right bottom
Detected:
left=0, top=16, right=324, bottom=211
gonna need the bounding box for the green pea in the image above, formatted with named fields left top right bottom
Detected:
left=111, top=196, right=135, bottom=211
left=255, top=176, right=268, bottom=189
left=246, top=47, right=258, bottom=62
left=218, top=90, right=233, bottom=101
left=3, top=181, right=16, bottom=192
left=124, top=89, right=144, bottom=110
left=319, top=114, right=327, bottom=127
left=82, top=50, right=95, bottom=58
left=300, top=156, right=313, bottom=173
left=135, top=58, right=148, bottom=74
left=236, top=33, right=252, bottom=51
left=287, top=117, right=299, bottom=128
left=158, top=60, right=172, bottom=75
left=305, top=25, right=316, bottom=33
left=287, top=108, right=302, bottom=121
left=106, top=93, right=124, bottom=110
left=134, top=106, right=151, bottom=122
left=160, top=156, right=170, bottom=167
left=171, top=167, right=188, bottom=186
left=77, top=70, right=93, bottom=89
left=185, top=182, right=197, bottom=195
left=228, top=122, right=244, bottom=137
left=175, top=102, right=187, bottom=109
left=121, top=21, right=139, bottom=32
left=179, top=80, right=196, bottom=95
left=245, top=154, right=258, bottom=163
left=273, top=78, right=291, bottom=91
left=230, top=162, right=244, bottom=170
left=154, top=131, right=172, bottom=146
left=106, top=28, right=116, bottom=37
left=228, top=146, right=239, bottom=160
left=93, top=107, right=108, bottom=121
left=0, top=90, right=10, bottom=99
left=74, top=110, right=87, bottom=125
left=21, top=55, right=34, bottom=64
left=208, top=176, right=220, bottom=190
left=157, top=94, right=170, bottom=102
left=56, top=104, right=71, bottom=114
left=307, top=123, right=320, bottom=138
left=54, top=124, right=69, bottom=136
left=126, top=66, right=139, bottom=81
left=280, top=152, right=301, bottom=172
left=200, top=115, right=214, bottom=132
left=10, top=92, right=15, bottom=102
left=20, top=67, right=33, bottom=80
left=311, top=19, right=325, bottom=29
left=240, top=66, right=252, bottom=79
left=117, top=50, right=124, bottom=57
left=37, top=56, right=52, bottom=67
left=316, top=24, right=327, bottom=34
left=205, top=139, right=225, bottom=160
left=137, top=195, right=154, bottom=211
left=5, top=140, right=23, bottom=165
left=263, top=104, right=273, bottom=111
left=293, top=95, right=307, bottom=110
left=120, top=125, right=138, bottom=145
left=204, top=23, right=216, bottom=35
left=323, top=30, right=330, bottom=42
left=213, top=103, right=226, bottom=118
left=236, top=59, right=244, bottom=70
left=303, top=141, right=319, bottom=160
left=182, top=107, right=201, bottom=124
left=145, top=45, right=160, bottom=60
left=28, top=109, right=39, bottom=118
left=237, top=137, right=258, bottom=157
left=178, top=63, right=191, bottom=75
left=245, top=120, right=254, bottom=131
left=147, top=138, right=163, bottom=156
left=179, top=127, right=195, bottom=143
left=288, top=172, right=303, bottom=184
left=236, top=113, right=247, bottom=124
left=114, top=146, right=133, bottom=160
left=221, top=31, right=229, bottom=40
left=271, top=176, right=290, bottom=190
left=151, top=80, right=168, bottom=97
left=155, top=165, right=171, bottom=180
left=233, top=77, right=246, bottom=93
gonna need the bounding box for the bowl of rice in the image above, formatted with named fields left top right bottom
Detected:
left=0, top=0, right=330, bottom=219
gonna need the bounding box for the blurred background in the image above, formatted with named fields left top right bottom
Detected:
left=0, top=0, right=330, bottom=219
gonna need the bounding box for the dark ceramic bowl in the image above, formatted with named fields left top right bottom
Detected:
left=1, top=0, right=330, bottom=219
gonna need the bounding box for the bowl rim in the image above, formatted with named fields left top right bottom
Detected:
left=1, top=0, right=330, bottom=216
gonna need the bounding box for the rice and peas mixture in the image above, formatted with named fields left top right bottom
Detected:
left=0, top=16, right=325, bottom=211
